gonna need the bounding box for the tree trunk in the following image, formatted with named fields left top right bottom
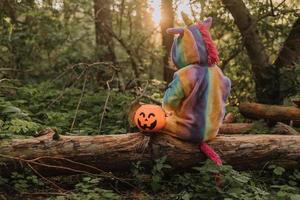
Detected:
left=274, top=17, right=300, bottom=102
left=160, top=0, right=175, bottom=83
left=274, top=16, right=300, bottom=73
left=239, top=102, right=300, bottom=123
left=221, top=0, right=279, bottom=104
left=0, top=129, right=299, bottom=176
left=93, top=0, right=115, bottom=61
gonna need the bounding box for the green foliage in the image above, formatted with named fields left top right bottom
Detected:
left=0, top=0, right=299, bottom=199
left=10, top=171, right=44, bottom=192
left=194, top=0, right=299, bottom=104
left=247, top=120, right=271, bottom=134
left=130, top=159, right=300, bottom=200
left=0, top=170, right=44, bottom=193
left=53, top=177, right=120, bottom=200
left=131, top=161, right=146, bottom=188
left=150, top=156, right=171, bottom=192
left=0, top=103, right=43, bottom=137
left=4, top=118, right=40, bottom=135
left=167, top=161, right=269, bottom=200
left=280, top=63, right=300, bottom=98
left=0, top=81, right=138, bottom=136
left=266, top=165, right=300, bottom=200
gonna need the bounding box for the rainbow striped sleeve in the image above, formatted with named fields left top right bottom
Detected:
left=162, top=73, right=185, bottom=111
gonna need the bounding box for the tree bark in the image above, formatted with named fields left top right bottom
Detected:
left=220, top=122, right=299, bottom=135
left=274, top=122, right=299, bottom=135
left=274, top=17, right=300, bottom=102
left=219, top=123, right=254, bottom=134
left=160, top=0, right=175, bottom=83
left=274, top=17, right=300, bottom=72
left=239, top=102, right=300, bottom=123
left=223, top=113, right=235, bottom=123
left=0, top=129, right=299, bottom=176
left=221, top=0, right=279, bottom=104
left=93, top=0, right=115, bottom=61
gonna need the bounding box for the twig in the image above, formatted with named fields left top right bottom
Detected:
left=98, top=70, right=115, bottom=133
left=0, top=154, right=112, bottom=179
left=20, top=192, right=68, bottom=196
left=31, top=156, right=107, bottom=174
left=51, top=69, right=70, bottom=83
left=0, top=78, right=12, bottom=83
left=132, top=81, right=161, bottom=105
left=49, top=62, right=117, bottom=108
left=48, top=70, right=85, bottom=108
left=70, top=71, right=88, bottom=132
left=102, top=24, right=140, bottom=79
left=27, top=163, right=67, bottom=193
left=0, top=154, right=150, bottom=197
left=135, top=81, right=149, bottom=101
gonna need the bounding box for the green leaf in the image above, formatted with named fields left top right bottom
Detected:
left=273, top=166, right=285, bottom=176
left=182, top=192, right=191, bottom=200
left=2, top=106, right=21, bottom=114
left=291, top=194, right=300, bottom=200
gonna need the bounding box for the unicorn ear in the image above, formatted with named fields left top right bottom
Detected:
left=203, top=17, right=213, bottom=29
left=166, top=28, right=184, bottom=35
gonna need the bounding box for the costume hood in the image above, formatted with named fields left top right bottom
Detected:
left=167, top=17, right=219, bottom=68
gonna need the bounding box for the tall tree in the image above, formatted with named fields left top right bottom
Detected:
left=274, top=17, right=300, bottom=99
left=93, top=0, right=115, bottom=62
left=221, top=0, right=300, bottom=104
left=160, top=0, right=175, bottom=83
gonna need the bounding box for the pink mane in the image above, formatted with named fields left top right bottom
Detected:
left=197, top=22, right=219, bottom=65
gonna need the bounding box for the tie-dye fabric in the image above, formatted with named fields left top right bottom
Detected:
left=171, top=24, right=209, bottom=68
left=162, top=22, right=231, bottom=143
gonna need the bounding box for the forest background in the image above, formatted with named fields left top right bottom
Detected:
left=0, top=0, right=299, bottom=199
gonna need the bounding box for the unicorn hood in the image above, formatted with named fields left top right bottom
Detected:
left=167, top=17, right=219, bottom=68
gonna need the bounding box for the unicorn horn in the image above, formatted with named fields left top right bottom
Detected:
left=181, top=11, right=193, bottom=26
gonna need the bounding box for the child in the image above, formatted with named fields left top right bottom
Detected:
left=161, top=15, right=231, bottom=166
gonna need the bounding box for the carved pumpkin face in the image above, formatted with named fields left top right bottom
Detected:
left=134, top=104, right=166, bottom=132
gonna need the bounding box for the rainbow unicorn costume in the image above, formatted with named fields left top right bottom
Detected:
left=162, top=16, right=231, bottom=166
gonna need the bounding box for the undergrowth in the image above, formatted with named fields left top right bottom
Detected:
left=0, top=159, right=299, bottom=199
left=0, top=81, right=299, bottom=199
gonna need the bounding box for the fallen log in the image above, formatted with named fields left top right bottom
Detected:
left=239, top=102, right=300, bottom=124
left=274, top=122, right=299, bottom=135
left=219, top=123, right=254, bottom=134
left=0, top=129, right=299, bottom=176
left=292, top=98, right=300, bottom=108
left=223, top=113, right=235, bottom=123
left=220, top=123, right=299, bottom=135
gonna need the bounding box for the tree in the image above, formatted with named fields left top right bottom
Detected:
left=221, top=0, right=300, bottom=104
left=160, top=0, right=175, bottom=83
left=93, top=0, right=115, bottom=62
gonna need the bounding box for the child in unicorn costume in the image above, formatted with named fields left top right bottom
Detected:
left=161, top=14, right=231, bottom=166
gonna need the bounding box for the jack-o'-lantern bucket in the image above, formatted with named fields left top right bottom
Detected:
left=134, top=104, right=166, bottom=132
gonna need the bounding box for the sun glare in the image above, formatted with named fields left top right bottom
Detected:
left=149, top=0, right=194, bottom=25
left=149, top=0, right=161, bottom=25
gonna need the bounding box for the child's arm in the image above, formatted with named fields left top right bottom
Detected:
left=162, top=73, right=185, bottom=112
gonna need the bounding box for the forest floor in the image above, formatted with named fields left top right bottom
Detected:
left=0, top=81, right=299, bottom=200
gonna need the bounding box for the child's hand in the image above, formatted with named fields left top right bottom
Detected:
left=165, top=111, right=174, bottom=117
